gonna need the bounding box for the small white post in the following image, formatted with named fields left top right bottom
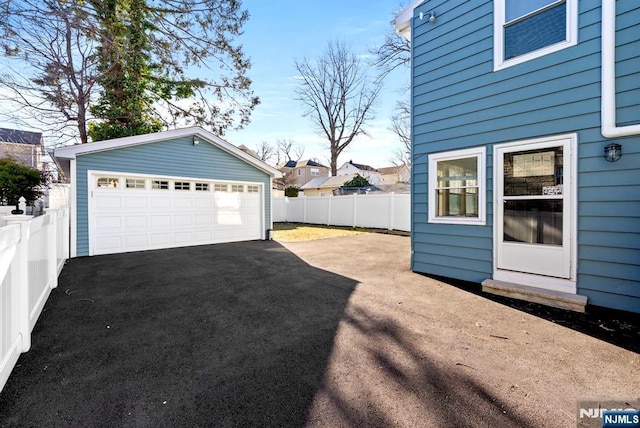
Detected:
left=18, top=197, right=26, bottom=214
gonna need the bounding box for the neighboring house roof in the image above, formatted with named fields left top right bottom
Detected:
left=378, top=165, right=408, bottom=175
left=54, top=127, right=282, bottom=180
left=340, top=160, right=380, bottom=172
left=237, top=144, right=260, bottom=159
left=0, top=128, right=43, bottom=145
left=278, top=159, right=329, bottom=169
left=300, top=175, right=354, bottom=190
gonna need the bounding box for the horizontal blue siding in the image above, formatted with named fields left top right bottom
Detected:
left=410, top=0, right=640, bottom=312
left=75, top=136, right=271, bottom=256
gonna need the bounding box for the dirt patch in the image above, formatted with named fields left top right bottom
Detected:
left=273, top=222, right=368, bottom=242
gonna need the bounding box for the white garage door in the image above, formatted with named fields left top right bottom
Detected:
left=89, top=173, right=263, bottom=255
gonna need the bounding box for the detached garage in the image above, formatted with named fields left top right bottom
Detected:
left=54, top=127, right=281, bottom=257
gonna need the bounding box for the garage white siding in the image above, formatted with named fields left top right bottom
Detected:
left=72, top=133, right=274, bottom=256
left=89, top=173, right=262, bottom=255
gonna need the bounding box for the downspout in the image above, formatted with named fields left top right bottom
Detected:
left=601, top=0, right=640, bottom=138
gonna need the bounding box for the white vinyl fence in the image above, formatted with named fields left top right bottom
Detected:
left=0, top=206, right=70, bottom=393
left=272, top=193, right=410, bottom=232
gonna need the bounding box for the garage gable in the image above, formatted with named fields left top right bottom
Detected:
left=55, top=128, right=278, bottom=256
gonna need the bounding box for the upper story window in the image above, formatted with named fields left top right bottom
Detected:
left=494, top=0, right=577, bottom=71
left=310, top=168, right=320, bottom=176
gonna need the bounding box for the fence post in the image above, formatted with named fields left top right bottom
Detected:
left=3, top=216, right=32, bottom=352
left=389, top=192, right=395, bottom=231
left=327, top=196, right=332, bottom=226
left=45, top=209, right=58, bottom=289
left=303, top=194, right=307, bottom=224
left=352, top=193, right=358, bottom=228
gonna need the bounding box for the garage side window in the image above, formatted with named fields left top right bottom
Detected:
left=247, top=185, right=259, bottom=193
left=195, top=182, right=209, bottom=191
left=97, top=177, right=120, bottom=188
left=126, top=178, right=146, bottom=189
left=231, top=184, right=244, bottom=192
left=174, top=181, right=191, bottom=191
left=152, top=180, right=169, bottom=190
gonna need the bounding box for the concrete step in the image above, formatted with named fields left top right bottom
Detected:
left=481, top=279, right=588, bottom=313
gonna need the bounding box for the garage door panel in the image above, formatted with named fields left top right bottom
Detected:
left=195, top=214, right=213, bottom=225
left=124, top=234, right=147, bottom=248
left=95, top=215, right=122, bottom=230
left=173, top=231, right=193, bottom=243
left=150, top=233, right=171, bottom=245
left=194, top=198, right=213, bottom=209
left=174, top=196, right=193, bottom=208
left=125, top=216, right=147, bottom=229
left=151, top=215, right=171, bottom=227
left=90, top=174, right=263, bottom=255
left=150, top=197, right=171, bottom=209
left=95, top=195, right=122, bottom=210
left=95, top=236, right=122, bottom=252
left=174, top=215, right=192, bottom=226
left=124, top=196, right=147, bottom=209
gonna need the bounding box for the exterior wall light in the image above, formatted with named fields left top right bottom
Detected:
left=604, top=143, right=622, bottom=162
left=419, top=11, right=436, bottom=23
left=193, top=136, right=199, bottom=145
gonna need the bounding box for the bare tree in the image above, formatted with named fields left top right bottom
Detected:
left=254, top=140, right=275, bottom=163
left=369, top=32, right=411, bottom=83
left=276, top=138, right=304, bottom=163
left=390, top=101, right=411, bottom=166
left=370, top=4, right=412, bottom=167
left=295, top=40, right=381, bottom=175
left=0, top=0, right=100, bottom=145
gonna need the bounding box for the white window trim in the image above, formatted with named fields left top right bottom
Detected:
left=493, top=0, right=578, bottom=71
left=428, top=147, right=486, bottom=225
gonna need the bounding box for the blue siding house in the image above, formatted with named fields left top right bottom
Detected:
left=55, top=127, right=281, bottom=257
left=394, top=0, right=639, bottom=313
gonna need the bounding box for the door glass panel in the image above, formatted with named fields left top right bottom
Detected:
left=503, top=147, right=563, bottom=196
left=504, top=200, right=563, bottom=245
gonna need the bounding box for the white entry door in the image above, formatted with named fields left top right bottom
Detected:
left=495, top=136, right=575, bottom=284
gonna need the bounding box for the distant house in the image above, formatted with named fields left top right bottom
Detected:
left=299, top=174, right=360, bottom=197
left=394, top=1, right=640, bottom=313
left=379, top=164, right=410, bottom=184
left=336, top=160, right=381, bottom=184
left=276, top=159, right=329, bottom=188
left=0, top=128, right=46, bottom=171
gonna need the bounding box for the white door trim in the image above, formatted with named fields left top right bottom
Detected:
left=492, top=133, right=578, bottom=294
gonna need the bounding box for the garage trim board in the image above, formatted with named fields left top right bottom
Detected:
left=88, top=170, right=264, bottom=255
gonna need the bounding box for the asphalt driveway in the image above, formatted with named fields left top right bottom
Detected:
left=0, top=234, right=638, bottom=427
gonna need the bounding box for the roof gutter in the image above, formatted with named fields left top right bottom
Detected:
left=601, top=0, right=640, bottom=138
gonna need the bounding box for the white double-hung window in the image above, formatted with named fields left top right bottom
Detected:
left=428, top=147, right=486, bottom=225
left=494, top=0, right=577, bottom=70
